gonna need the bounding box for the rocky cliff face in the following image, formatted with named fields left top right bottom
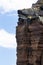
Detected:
left=16, top=0, right=43, bottom=65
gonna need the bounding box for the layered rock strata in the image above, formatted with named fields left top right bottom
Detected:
left=16, top=0, right=43, bottom=65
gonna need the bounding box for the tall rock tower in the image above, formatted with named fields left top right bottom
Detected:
left=16, top=0, right=43, bottom=65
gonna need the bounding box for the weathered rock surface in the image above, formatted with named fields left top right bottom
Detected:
left=16, top=0, right=43, bottom=65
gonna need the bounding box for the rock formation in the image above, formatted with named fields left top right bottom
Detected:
left=16, top=0, right=43, bottom=65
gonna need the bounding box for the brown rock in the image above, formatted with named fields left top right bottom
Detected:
left=16, top=0, right=43, bottom=65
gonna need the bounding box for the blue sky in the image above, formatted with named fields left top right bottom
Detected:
left=0, top=11, right=18, bottom=34
left=0, top=0, right=37, bottom=65
left=0, top=10, right=17, bottom=65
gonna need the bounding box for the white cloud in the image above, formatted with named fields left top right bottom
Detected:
left=0, top=29, right=17, bottom=48
left=0, top=0, right=37, bottom=13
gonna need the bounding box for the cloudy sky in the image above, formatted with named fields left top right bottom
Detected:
left=0, top=0, right=37, bottom=65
